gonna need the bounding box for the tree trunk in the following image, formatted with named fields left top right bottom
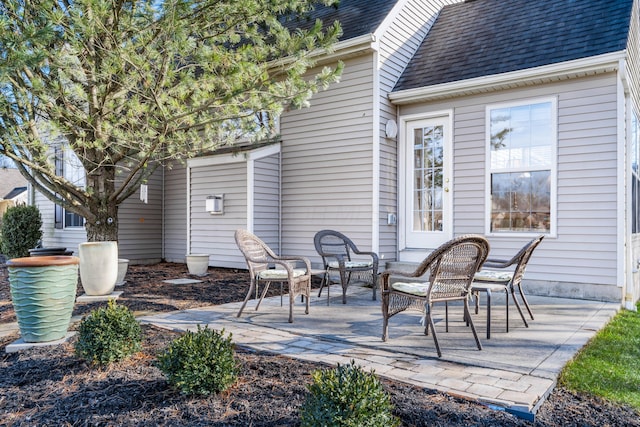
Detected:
left=84, top=165, right=119, bottom=242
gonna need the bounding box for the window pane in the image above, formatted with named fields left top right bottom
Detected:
left=491, top=171, right=550, bottom=232
left=490, top=102, right=552, bottom=170
left=413, top=125, right=444, bottom=231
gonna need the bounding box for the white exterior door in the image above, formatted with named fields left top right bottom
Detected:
left=401, top=114, right=453, bottom=251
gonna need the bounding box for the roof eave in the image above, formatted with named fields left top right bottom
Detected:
left=269, top=33, right=376, bottom=70
left=389, top=51, right=626, bottom=105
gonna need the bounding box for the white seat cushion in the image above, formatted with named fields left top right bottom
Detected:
left=328, top=260, right=373, bottom=269
left=391, top=281, right=430, bottom=297
left=474, top=270, right=513, bottom=283
left=257, top=269, right=307, bottom=280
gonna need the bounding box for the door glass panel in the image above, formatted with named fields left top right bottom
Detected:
left=413, top=126, right=444, bottom=232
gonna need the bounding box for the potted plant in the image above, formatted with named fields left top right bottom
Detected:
left=7, top=255, right=80, bottom=342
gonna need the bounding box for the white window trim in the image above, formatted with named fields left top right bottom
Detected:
left=484, top=97, right=558, bottom=237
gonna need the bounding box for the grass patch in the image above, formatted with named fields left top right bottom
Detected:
left=559, top=302, right=640, bottom=410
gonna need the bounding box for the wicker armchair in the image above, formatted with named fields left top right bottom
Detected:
left=471, top=235, right=544, bottom=338
left=313, top=229, right=379, bottom=304
left=235, top=229, right=312, bottom=323
left=381, top=235, right=489, bottom=358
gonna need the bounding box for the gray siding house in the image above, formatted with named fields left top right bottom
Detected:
left=37, top=0, right=640, bottom=308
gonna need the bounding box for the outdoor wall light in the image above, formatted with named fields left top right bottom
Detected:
left=206, top=194, right=224, bottom=215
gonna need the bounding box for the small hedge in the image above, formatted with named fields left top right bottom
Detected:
left=0, top=204, right=42, bottom=259
left=300, top=360, right=399, bottom=427
left=156, top=326, right=238, bottom=396
left=75, top=300, right=142, bottom=366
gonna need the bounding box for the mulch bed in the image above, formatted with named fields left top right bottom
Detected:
left=1, top=263, right=639, bottom=426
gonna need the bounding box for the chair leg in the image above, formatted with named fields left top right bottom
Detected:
left=339, top=269, right=348, bottom=304
left=305, top=279, right=310, bottom=314
left=445, top=302, right=449, bottom=333
left=255, top=281, right=271, bottom=311
left=511, top=286, right=529, bottom=328
left=517, top=283, right=535, bottom=320
left=317, top=270, right=329, bottom=297
left=505, top=289, right=509, bottom=333
left=465, top=299, right=482, bottom=352
left=426, top=305, right=442, bottom=358
left=237, top=279, right=256, bottom=318
left=485, top=289, right=492, bottom=339
left=372, top=272, right=377, bottom=301
left=288, top=291, right=294, bottom=323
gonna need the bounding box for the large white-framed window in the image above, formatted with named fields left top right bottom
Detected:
left=54, top=146, right=85, bottom=229
left=485, top=98, right=557, bottom=236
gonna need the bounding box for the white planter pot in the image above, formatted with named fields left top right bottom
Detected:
left=116, top=258, right=129, bottom=286
left=79, top=241, right=118, bottom=295
left=186, top=254, right=209, bottom=276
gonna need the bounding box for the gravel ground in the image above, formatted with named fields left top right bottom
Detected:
left=1, top=262, right=639, bottom=426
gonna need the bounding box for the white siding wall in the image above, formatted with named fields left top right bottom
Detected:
left=376, top=0, right=464, bottom=261
left=163, top=163, right=187, bottom=263
left=36, top=190, right=86, bottom=255
left=399, top=73, right=621, bottom=300
left=117, top=168, right=163, bottom=263
left=36, top=167, right=164, bottom=263
left=253, top=154, right=280, bottom=253
left=280, top=54, right=375, bottom=266
left=189, top=161, right=248, bottom=269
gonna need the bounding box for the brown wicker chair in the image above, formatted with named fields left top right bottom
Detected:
left=313, top=229, right=379, bottom=304
left=381, top=235, right=489, bottom=358
left=471, top=235, right=544, bottom=338
left=235, top=229, right=312, bottom=323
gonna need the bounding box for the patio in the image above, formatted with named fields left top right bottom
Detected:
left=140, top=281, right=619, bottom=420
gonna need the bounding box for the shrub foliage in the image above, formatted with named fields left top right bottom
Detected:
left=75, top=300, right=143, bottom=366
left=156, top=326, right=238, bottom=396
left=300, top=360, right=399, bottom=427
left=0, top=204, right=42, bottom=259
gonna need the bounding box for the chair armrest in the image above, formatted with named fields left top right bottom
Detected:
left=482, top=258, right=513, bottom=269
left=273, top=256, right=312, bottom=274
left=352, top=249, right=379, bottom=262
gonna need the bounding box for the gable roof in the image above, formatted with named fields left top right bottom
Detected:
left=287, top=0, right=400, bottom=41
left=3, top=186, right=27, bottom=200
left=0, top=168, right=27, bottom=201
left=394, top=0, right=634, bottom=92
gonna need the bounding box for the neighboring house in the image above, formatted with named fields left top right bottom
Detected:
left=36, top=0, right=640, bottom=308
left=0, top=168, right=28, bottom=217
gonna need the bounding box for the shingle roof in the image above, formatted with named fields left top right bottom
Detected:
left=0, top=169, right=27, bottom=200
left=3, top=186, right=27, bottom=200
left=286, top=0, right=400, bottom=41
left=394, top=0, right=634, bottom=91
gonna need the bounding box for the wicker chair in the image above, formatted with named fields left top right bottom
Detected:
left=471, top=235, right=544, bottom=338
left=235, top=229, right=312, bottom=323
left=381, top=235, right=489, bottom=358
left=313, top=229, right=379, bottom=304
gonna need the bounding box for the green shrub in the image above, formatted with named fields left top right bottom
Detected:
left=75, top=300, right=142, bottom=366
left=300, top=360, right=399, bottom=427
left=156, top=326, right=238, bottom=396
left=0, top=204, right=42, bottom=259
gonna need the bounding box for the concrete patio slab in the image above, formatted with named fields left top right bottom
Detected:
left=139, top=283, right=619, bottom=420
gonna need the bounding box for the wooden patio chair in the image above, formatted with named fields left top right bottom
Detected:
left=235, top=229, right=312, bottom=323
left=381, top=235, right=489, bottom=358
left=313, top=229, right=379, bottom=304
left=471, top=235, right=544, bottom=339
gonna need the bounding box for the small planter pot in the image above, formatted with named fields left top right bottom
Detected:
left=78, top=241, right=118, bottom=295
left=7, top=256, right=80, bottom=343
left=186, top=254, right=209, bottom=276
left=116, top=258, right=129, bottom=286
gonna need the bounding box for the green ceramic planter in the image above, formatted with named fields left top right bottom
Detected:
left=7, top=256, right=80, bottom=343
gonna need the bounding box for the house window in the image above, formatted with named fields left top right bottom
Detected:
left=54, top=147, right=84, bottom=229
left=487, top=99, right=556, bottom=234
